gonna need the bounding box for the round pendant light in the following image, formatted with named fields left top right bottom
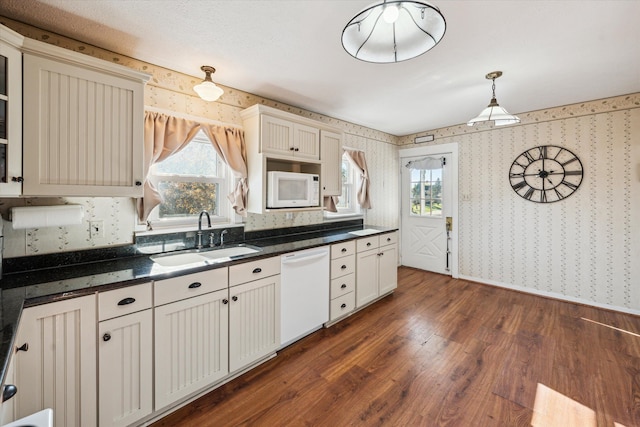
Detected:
left=193, top=65, right=224, bottom=102
left=341, top=0, right=446, bottom=63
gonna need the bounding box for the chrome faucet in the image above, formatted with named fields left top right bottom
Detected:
left=220, top=229, right=228, bottom=246
left=196, top=210, right=211, bottom=249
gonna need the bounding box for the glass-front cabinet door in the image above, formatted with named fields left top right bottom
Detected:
left=0, top=24, right=24, bottom=196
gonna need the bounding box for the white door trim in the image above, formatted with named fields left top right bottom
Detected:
left=399, top=142, right=459, bottom=278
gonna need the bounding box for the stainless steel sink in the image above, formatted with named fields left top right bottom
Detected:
left=150, top=244, right=262, bottom=267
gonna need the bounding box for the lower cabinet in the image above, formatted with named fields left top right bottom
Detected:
left=229, top=274, right=281, bottom=373
left=10, top=294, right=97, bottom=427
left=98, top=283, right=153, bottom=427
left=154, top=289, right=229, bottom=410
left=356, top=232, right=399, bottom=308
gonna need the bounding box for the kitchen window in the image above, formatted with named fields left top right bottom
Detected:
left=147, top=130, right=230, bottom=228
left=328, top=153, right=361, bottom=216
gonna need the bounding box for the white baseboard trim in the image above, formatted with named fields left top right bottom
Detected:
left=458, top=274, right=640, bottom=317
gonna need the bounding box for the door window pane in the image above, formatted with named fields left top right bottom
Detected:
left=408, top=161, right=443, bottom=217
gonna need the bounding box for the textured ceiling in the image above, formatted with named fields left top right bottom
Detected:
left=1, top=0, right=639, bottom=136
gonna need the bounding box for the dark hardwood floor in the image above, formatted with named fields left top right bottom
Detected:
left=151, top=267, right=640, bottom=426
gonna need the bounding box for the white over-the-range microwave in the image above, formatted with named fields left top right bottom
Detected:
left=266, top=171, right=320, bottom=209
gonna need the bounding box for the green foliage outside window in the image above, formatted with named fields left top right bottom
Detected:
left=158, top=181, right=218, bottom=217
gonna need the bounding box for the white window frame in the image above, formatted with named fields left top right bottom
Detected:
left=326, top=153, right=362, bottom=218
left=145, top=130, right=234, bottom=230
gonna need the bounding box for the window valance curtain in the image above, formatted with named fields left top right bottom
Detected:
left=136, top=111, right=248, bottom=222
left=345, top=149, right=372, bottom=209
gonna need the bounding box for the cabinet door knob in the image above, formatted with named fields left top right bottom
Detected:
left=290, top=147, right=295, bottom=151
left=341, top=265, right=347, bottom=270
left=188, top=282, right=202, bottom=289
left=118, top=297, right=136, bottom=306
left=232, top=296, right=238, bottom=302
left=11, top=176, right=23, bottom=183
left=294, top=148, right=299, bottom=152
left=2, top=385, right=17, bottom=402
left=341, top=303, right=347, bottom=309
left=103, top=333, right=111, bottom=342
left=367, top=242, right=372, bottom=247
left=222, top=299, right=229, bottom=304
left=16, top=343, right=28, bottom=352
left=387, top=237, right=391, bottom=242
left=341, top=284, right=347, bottom=289
left=252, top=267, right=262, bottom=274
left=135, top=181, right=143, bottom=186
left=341, top=248, right=347, bottom=253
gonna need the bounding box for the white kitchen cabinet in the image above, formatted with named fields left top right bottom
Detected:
left=98, top=282, right=153, bottom=427
left=21, top=38, right=149, bottom=197
left=327, top=240, right=356, bottom=323
left=11, top=294, right=97, bottom=427
left=261, top=115, right=320, bottom=160
left=320, top=130, right=343, bottom=196
left=356, top=232, right=398, bottom=308
left=241, top=104, right=342, bottom=214
left=229, top=259, right=280, bottom=373
left=154, top=269, right=229, bottom=411
left=0, top=24, right=24, bottom=196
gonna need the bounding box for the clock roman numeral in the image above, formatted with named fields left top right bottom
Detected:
left=564, top=170, right=582, bottom=176
left=523, top=151, right=536, bottom=164
left=561, top=157, right=579, bottom=167
left=541, top=190, right=547, bottom=203
left=561, top=180, right=579, bottom=190
left=554, top=188, right=566, bottom=200
left=512, top=180, right=528, bottom=191
left=523, top=187, right=535, bottom=200
left=536, top=146, right=547, bottom=159
left=509, top=171, right=525, bottom=178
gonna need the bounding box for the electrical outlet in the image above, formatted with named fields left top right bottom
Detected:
left=89, top=220, right=104, bottom=239
left=462, top=194, right=471, bottom=201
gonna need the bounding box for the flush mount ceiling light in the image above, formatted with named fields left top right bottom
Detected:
left=193, top=65, right=224, bottom=101
left=467, top=71, right=520, bottom=127
left=341, top=0, right=446, bottom=63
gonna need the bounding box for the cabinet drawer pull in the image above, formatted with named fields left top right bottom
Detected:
left=341, top=248, right=347, bottom=253
left=16, top=343, right=28, bottom=352
left=341, top=265, right=347, bottom=270
left=11, top=176, right=23, bottom=183
left=222, top=299, right=229, bottom=305
left=188, top=282, right=202, bottom=289
left=2, top=385, right=17, bottom=402
left=252, top=267, right=262, bottom=274
left=341, top=284, right=347, bottom=289
left=366, top=242, right=372, bottom=247
left=103, top=333, right=111, bottom=342
left=290, top=147, right=295, bottom=151
left=294, top=147, right=299, bottom=152
left=387, top=237, right=391, bottom=242
left=118, top=297, right=136, bottom=306
left=341, top=303, right=347, bottom=309
left=232, top=296, right=238, bottom=302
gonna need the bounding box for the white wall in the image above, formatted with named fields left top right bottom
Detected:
left=399, top=94, right=640, bottom=314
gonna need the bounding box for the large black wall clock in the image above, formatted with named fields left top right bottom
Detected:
left=509, top=145, right=583, bottom=203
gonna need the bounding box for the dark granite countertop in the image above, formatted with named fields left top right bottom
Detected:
left=0, top=222, right=397, bottom=389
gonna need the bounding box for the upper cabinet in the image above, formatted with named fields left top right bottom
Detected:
left=21, top=38, right=150, bottom=197
left=0, top=25, right=24, bottom=197
left=261, top=115, right=320, bottom=160
left=241, top=104, right=343, bottom=213
left=320, top=130, right=342, bottom=196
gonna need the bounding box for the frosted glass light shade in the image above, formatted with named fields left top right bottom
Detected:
left=194, top=81, right=224, bottom=102
left=342, top=1, right=446, bottom=63
left=467, top=99, right=521, bottom=126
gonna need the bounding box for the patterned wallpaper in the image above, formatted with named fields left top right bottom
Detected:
left=400, top=95, right=640, bottom=314
left=1, top=18, right=638, bottom=316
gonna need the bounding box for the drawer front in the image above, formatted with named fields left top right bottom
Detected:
left=99, top=282, right=153, bottom=321
left=154, top=268, right=229, bottom=306
left=380, top=231, right=398, bottom=247
left=331, top=274, right=355, bottom=299
left=330, top=292, right=355, bottom=322
left=356, top=236, right=379, bottom=252
left=330, top=255, right=355, bottom=279
left=331, top=241, right=356, bottom=259
left=229, top=256, right=280, bottom=287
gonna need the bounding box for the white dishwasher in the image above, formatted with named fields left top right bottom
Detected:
left=280, top=246, right=330, bottom=347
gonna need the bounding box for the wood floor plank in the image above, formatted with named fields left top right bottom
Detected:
left=151, top=268, right=640, bottom=427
